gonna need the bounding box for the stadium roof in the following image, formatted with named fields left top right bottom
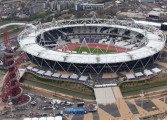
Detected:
left=19, top=22, right=166, bottom=64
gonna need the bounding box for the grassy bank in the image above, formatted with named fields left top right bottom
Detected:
left=21, top=72, right=95, bottom=100
left=120, top=79, right=167, bottom=94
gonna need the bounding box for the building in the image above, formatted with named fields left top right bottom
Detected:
left=29, top=3, right=44, bottom=14
left=146, top=11, right=160, bottom=21
left=161, top=22, right=167, bottom=31
left=49, top=0, right=73, bottom=11
left=75, top=3, right=104, bottom=11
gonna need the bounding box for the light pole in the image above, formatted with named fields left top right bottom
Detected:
left=140, top=90, right=144, bottom=110
left=52, top=99, right=56, bottom=116
left=53, top=107, right=56, bottom=117
left=96, top=99, right=100, bottom=108
left=139, top=90, right=144, bottom=120
left=164, top=96, right=166, bottom=104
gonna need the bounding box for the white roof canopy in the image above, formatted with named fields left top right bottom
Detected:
left=152, top=67, right=161, bottom=73
left=44, top=71, right=53, bottom=76
left=79, top=76, right=88, bottom=81
left=61, top=74, right=70, bottom=79
left=52, top=73, right=61, bottom=78
left=144, top=69, right=153, bottom=76
left=32, top=68, right=39, bottom=72
left=26, top=66, right=33, bottom=70
left=134, top=72, right=144, bottom=77
left=126, top=74, right=135, bottom=80
left=37, top=70, right=45, bottom=75
left=0, top=61, right=3, bottom=65
left=70, top=74, right=79, bottom=79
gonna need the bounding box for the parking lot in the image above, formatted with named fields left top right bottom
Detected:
left=0, top=92, right=97, bottom=120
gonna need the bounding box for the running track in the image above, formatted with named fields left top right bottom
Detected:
left=56, top=43, right=129, bottom=53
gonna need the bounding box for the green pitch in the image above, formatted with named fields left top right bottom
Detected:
left=75, top=47, right=115, bottom=54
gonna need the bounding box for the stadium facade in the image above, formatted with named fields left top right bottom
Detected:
left=18, top=16, right=166, bottom=74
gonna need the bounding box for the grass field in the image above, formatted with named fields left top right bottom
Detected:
left=75, top=47, right=115, bottom=54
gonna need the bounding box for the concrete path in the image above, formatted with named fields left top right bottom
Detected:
left=112, top=87, right=123, bottom=99
left=83, top=113, right=93, bottom=120
left=94, top=87, right=116, bottom=104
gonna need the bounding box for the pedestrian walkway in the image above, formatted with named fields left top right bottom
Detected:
left=94, top=87, right=116, bottom=104
left=112, top=87, right=134, bottom=119
left=112, top=87, right=123, bottom=99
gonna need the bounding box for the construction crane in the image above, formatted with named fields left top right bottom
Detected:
left=0, top=29, right=30, bottom=105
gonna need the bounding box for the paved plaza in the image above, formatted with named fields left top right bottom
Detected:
left=94, top=87, right=116, bottom=104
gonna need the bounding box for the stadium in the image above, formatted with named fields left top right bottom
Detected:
left=18, top=17, right=166, bottom=76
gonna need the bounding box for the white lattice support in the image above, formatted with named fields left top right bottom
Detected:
left=72, top=63, right=82, bottom=74
left=66, top=63, right=72, bottom=72
left=89, top=64, right=98, bottom=74
left=144, top=55, right=154, bottom=68
left=53, top=61, right=57, bottom=70
left=124, top=62, right=131, bottom=71
left=40, top=59, right=43, bottom=67
left=115, top=63, right=124, bottom=73
left=81, top=64, right=89, bottom=74
left=56, top=61, right=67, bottom=73
left=106, top=64, right=115, bottom=73
left=154, top=52, right=162, bottom=63
left=32, top=56, right=41, bottom=67
left=98, top=64, right=107, bottom=74
left=43, top=59, right=53, bottom=70
left=131, top=60, right=140, bottom=70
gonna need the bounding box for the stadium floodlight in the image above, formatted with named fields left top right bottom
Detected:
left=68, top=15, right=77, bottom=25
left=91, top=14, right=98, bottom=24
left=52, top=18, right=57, bottom=27
left=38, top=21, right=43, bottom=30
